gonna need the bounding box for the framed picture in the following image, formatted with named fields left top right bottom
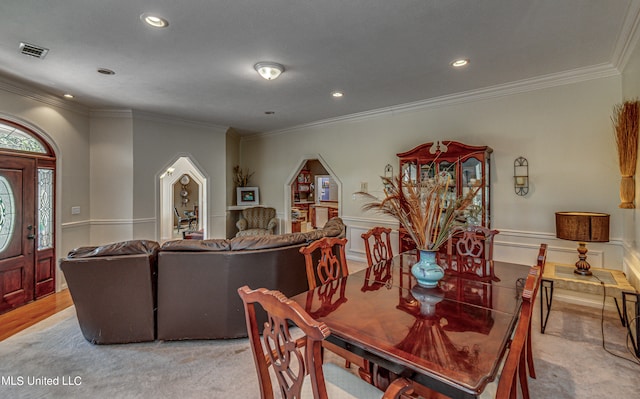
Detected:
left=237, top=186, right=260, bottom=206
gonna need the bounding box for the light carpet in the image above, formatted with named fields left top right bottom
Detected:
left=0, top=301, right=639, bottom=398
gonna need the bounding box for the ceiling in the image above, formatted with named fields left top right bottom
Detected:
left=0, top=0, right=638, bottom=135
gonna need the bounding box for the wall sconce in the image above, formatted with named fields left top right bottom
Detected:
left=384, top=164, right=393, bottom=178
left=514, top=156, right=529, bottom=196
left=383, top=164, right=394, bottom=191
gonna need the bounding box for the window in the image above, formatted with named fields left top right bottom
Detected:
left=0, top=122, right=47, bottom=153
left=0, top=176, right=15, bottom=252
left=37, top=168, right=53, bottom=249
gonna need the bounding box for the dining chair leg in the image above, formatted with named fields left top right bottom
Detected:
left=518, top=349, right=530, bottom=399
left=526, top=322, right=536, bottom=378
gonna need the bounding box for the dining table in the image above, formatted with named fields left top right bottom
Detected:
left=290, top=250, right=531, bottom=399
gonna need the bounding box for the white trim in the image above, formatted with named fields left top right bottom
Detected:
left=157, top=155, right=208, bottom=242
left=611, top=0, right=640, bottom=71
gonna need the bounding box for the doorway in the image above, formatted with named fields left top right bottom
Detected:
left=285, top=155, right=341, bottom=233
left=159, top=156, right=207, bottom=242
left=0, top=119, right=57, bottom=314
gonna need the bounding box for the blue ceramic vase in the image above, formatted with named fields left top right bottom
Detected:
left=411, top=249, right=445, bottom=288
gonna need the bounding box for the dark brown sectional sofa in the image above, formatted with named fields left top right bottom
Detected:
left=60, top=218, right=345, bottom=344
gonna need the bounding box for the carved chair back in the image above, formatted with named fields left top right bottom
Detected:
left=361, top=226, right=394, bottom=267
left=238, top=285, right=330, bottom=399
left=299, top=237, right=349, bottom=290
left=446, top=226, right=500, bottom=281
left=238, top=285, right=413, bottom=399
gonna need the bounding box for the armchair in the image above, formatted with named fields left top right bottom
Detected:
left=236, top=206, right=278, bottom=237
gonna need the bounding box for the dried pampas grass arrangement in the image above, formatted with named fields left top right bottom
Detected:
left=358, top=172, right=478, bottom=250
left=612, top=100, right=639, bottom=209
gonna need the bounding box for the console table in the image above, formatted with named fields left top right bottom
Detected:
left=540, top=262, right=636, bottom=333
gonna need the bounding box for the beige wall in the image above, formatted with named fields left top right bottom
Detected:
left=89, top=110, right=134, bottom=243
left=131, top=113, right=228, bottom=239
left=241, top=75, right=627, bottom=285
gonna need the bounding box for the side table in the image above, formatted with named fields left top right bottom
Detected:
left=540, top=262, right=636, bottom=333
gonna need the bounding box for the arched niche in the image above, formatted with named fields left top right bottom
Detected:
left=158, top=156, right=207, bottom=241
left=284, top=154, right=341, bottom=233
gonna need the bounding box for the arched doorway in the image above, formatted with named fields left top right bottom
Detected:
left=0, top=118, right=57, bottom=314
left=284, top=154, right=341, bottom=233
left=158, top=156, right=207, bottom=242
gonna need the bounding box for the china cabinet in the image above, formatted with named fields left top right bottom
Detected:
left=397, top=141, right=492, bottom=252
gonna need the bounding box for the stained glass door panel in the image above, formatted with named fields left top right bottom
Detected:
left=0, top=155, right=35, bottom=313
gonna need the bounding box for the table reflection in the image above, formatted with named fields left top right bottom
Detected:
left=397, top=284, right=480, bottom=373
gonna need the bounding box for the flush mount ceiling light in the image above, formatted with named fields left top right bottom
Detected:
left=254, top=62, right=284, bottom=80
left=331, top=91, right=344, bottom=98
left=140, top=13, right=169, bottom=28
left=63, top=93, right=74, bottom=99
left=451, top=59, right=470, bottom=68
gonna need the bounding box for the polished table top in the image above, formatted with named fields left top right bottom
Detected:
left=291, top=251, right=530, bottom=399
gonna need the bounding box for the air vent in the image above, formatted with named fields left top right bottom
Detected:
left=19, top=42, right=49, bottom=59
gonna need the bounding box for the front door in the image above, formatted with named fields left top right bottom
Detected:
left=0, top=155, right=35, bottom=313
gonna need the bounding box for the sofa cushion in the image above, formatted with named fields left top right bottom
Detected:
left=229, top=217, right=346, bottom=250
left=160, top=238, right=231, bottom=251
left=67, top=239, right=160, bottom=258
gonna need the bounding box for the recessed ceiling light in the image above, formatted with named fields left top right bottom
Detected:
left=63, top=93, right=74, bottom=99
left=140, top=13, right=169, bottom=28
left=451, top=59, right=469, bottom=68
left=97, top=68, right=115, bottom=75
left=331, top=91, right=344, bottom=98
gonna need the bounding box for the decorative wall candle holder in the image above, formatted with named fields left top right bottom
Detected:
left=514, top=156, right=529, bottom=196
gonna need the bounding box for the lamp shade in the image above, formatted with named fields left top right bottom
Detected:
left=555, top=212, right=610, bottom=242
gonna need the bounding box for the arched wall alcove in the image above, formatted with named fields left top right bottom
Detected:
left=284, top=154, right=341, bottom=233
left=159, top=156, right=207, bottom=241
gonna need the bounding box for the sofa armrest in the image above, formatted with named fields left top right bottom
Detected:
left=267, top=217, right=278, bottom=233
left=236, top=217, right=247, bottom=231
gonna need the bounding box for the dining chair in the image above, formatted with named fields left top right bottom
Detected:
left=526, top=243, right=547, bottom=380
left=447, top=225, right=500, bottom=281
left=237, top=286, right=414, bottom=399
left=492, top=265, right=540, bottom=399
left=174, top=207, right=195, bottom=233
left=300, top=237, right=350, bottom=290
left=361, top=226, right=394, bottom=267
left=299, top=237, right=372, bottom=383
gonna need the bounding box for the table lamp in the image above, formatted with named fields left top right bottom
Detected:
left=555, top=212, right=610, bottom=276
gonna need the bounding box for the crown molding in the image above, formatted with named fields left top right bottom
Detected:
left=611, top=0, right=640, bottom=71
left=0, top=75, right=89, bottom=116
left=89, top=109, right=133, bottom=119
left=132, top=110, right=229, bottom=132
left=251, top=63, right=620, bottom=141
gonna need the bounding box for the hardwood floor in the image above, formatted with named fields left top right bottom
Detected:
left=0, top=289, right=73, bottom=342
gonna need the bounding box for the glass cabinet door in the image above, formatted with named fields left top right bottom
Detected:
left=401, top=161, right=417, bottom=183
left=461, top=156, right=485, bottom=226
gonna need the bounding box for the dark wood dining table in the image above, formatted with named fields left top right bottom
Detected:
left=290, top=250, right=530, bottom=399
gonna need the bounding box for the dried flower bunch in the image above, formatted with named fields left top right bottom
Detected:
left=612, top=100, right=639, bottom=209
left=233, top=165, right=254, bottom=187
left=359, top=170, right=479, bottom=251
